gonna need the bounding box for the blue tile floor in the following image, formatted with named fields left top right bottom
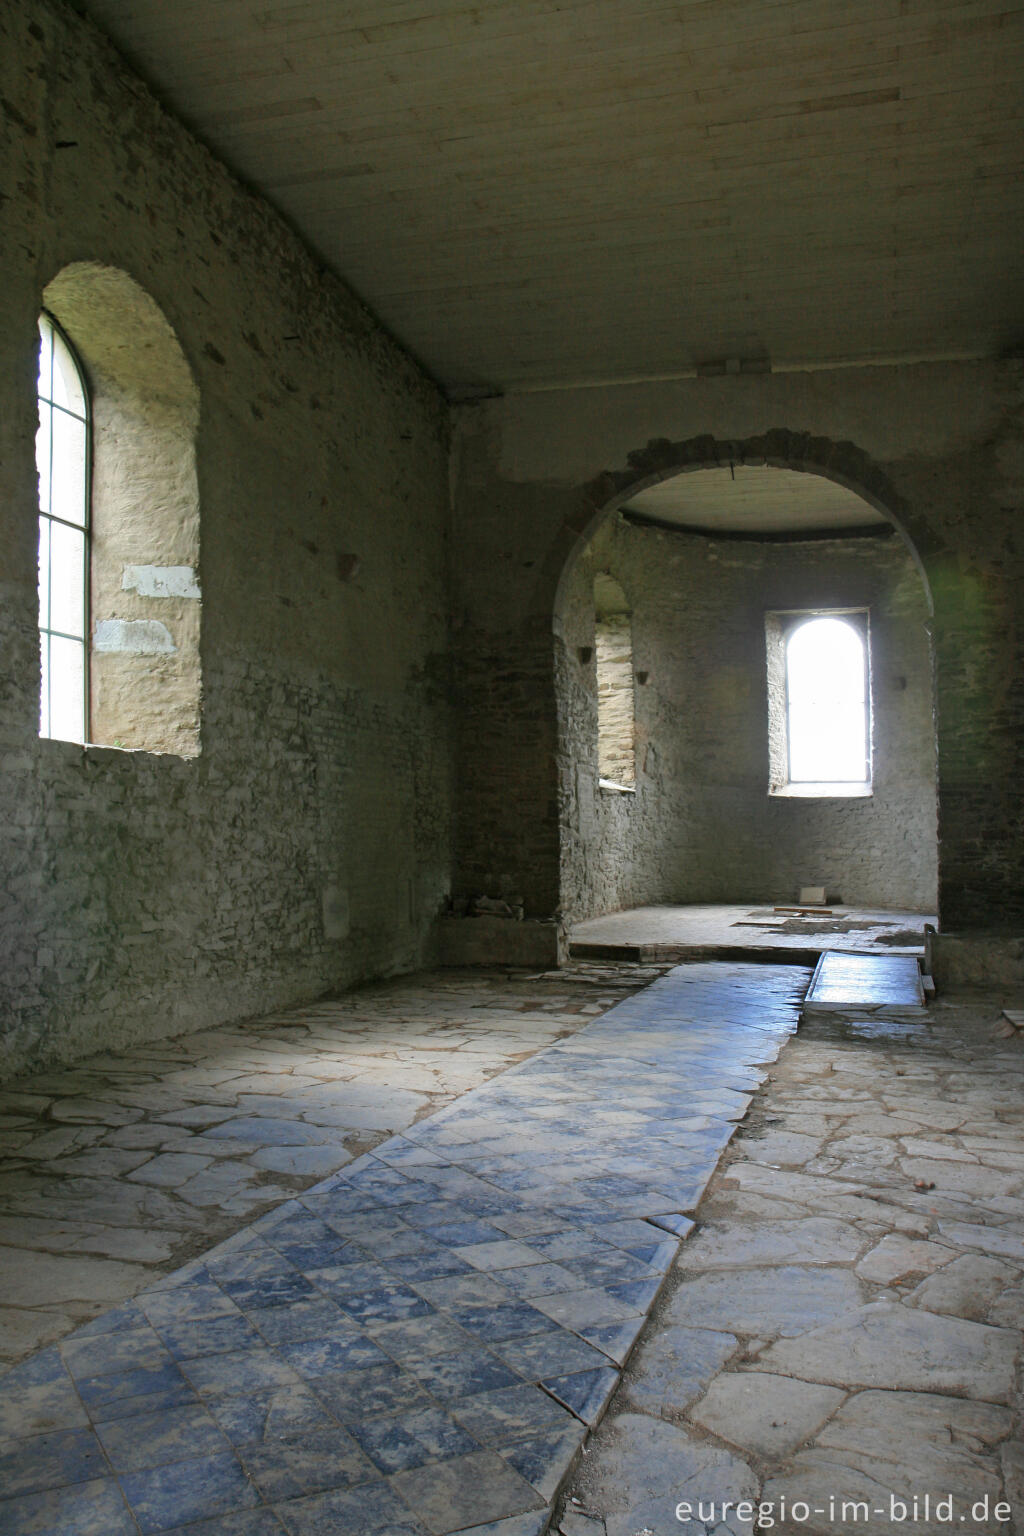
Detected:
left=0, top=963, right=803, bottom=1536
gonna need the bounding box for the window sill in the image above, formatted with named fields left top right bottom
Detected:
left=84, top=741, right=199, bottom=764
left=39, top=737, right=200, bottom=765
left=770, top=782, right=872, bottom=799
left=599, top=778, right=636, bottom=795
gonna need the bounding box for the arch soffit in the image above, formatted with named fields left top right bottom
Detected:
left=42, top=261, right=198, bottom=414
left=550, top=429, right=934, bottom=620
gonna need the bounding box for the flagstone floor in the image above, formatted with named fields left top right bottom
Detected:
left=0, top=964, right=802, bottom=1535
left=6, top=961, right=1018, bottom=1536
left=0, top=964, right=669, bottom=1367
left=558, top=994, right=1024, bottom=1536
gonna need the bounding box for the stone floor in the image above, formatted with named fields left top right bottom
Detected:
left=558, top=994, right=1024, bottom=1536
left=1, top=961, right=1021, bottom=1536
left=0, top=965, right=670, bottom=1367
left=569, top=905, right=934, bottom=962
left=0, top=963, right=800, bottom=1535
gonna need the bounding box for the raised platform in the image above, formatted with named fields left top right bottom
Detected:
left=569, top=903, right=933, bottom=968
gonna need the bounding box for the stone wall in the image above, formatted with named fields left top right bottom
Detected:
left=0, top=0, right=451, bottom=1077
left=451, top=366, right=1024, bottom=934
left=558, top=516, right=937, bottom=920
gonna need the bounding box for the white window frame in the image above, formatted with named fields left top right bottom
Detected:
left=37, top=311, right=90, bottom=744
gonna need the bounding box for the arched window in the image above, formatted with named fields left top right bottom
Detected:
left=786, top=615, right=869, bottom=784
left=37, top=312, right=90, bottom=743
left=39, top=264, right=202, bottom=757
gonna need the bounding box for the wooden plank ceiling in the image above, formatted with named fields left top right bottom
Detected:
left=76, top=0, right=1024, bottom=394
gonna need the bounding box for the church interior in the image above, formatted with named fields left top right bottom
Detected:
left=1, top=1, right=1023, bottom=1532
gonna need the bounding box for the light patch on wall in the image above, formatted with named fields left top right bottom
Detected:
left=94, top=619, right=176, bottom=654
left=122, top=565, right=201, bottom=599
left=322, top=884, right=350, bottom=941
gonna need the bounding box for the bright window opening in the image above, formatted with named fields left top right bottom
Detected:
left=767, top=610, right=871, bottom=796
left=37, top=312, right=89, bottom=743
left=788, top=617, right=867, bottom=782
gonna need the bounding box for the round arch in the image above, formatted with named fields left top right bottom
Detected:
left=550, top=429, right=933, bottom=625
left=552, top=427, right=938, bottom=926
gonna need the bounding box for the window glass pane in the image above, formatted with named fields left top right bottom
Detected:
left=50, top=327, right=86, bottom=417
left=789, top=703, right=867, bottom=781
left=39, top=634, right=50, bottom=738
left=37, top=315, right=89, bottom=744
left=787, top=618, right=867, bottom=782
left=38, top=517, right=51, bottom=629
left=37, top=317, right=53, bottom=403
left=48, top=521, right=85, bottom=638
left=35, top=412, right=52, bottom=515
left=48, top=635, right=85, bottom=743
left=50, top=410, right=87, bottom=527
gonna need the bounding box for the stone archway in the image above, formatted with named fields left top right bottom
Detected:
left=551, top=430, right=938, bottom=926
left=551, top=429, right=933, bottom=620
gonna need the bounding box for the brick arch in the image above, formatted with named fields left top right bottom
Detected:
left=549, top=429, right=933, bottom=621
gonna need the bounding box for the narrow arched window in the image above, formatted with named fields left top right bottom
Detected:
left=594, top=573, right=636, bottom=789
left=786, top=615, right=868, bottom=784
left=36, top=312, right=90, bottom=743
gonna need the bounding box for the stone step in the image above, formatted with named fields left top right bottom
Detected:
left=803, top=950, right=926, bottom=1017
left=569, top=940, right=820, bottom=967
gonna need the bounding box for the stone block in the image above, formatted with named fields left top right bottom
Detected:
left=690, top=1370, right=845, bottom=1458
left=436, top=917, right=567, bottom=968
left=756, top=1299, right=1020, bottom=1403
left=929, top=933, right=1024, bottom=991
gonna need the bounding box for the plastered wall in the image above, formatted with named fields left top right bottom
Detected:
left=0, top=0, right=451, bottom=1077
left=451, top=363, right=1024, bottom=931
left=558, top=516, right=937, bottom=920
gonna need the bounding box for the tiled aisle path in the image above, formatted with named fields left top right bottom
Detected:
left=0, top=964, right=802, bottom=1535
